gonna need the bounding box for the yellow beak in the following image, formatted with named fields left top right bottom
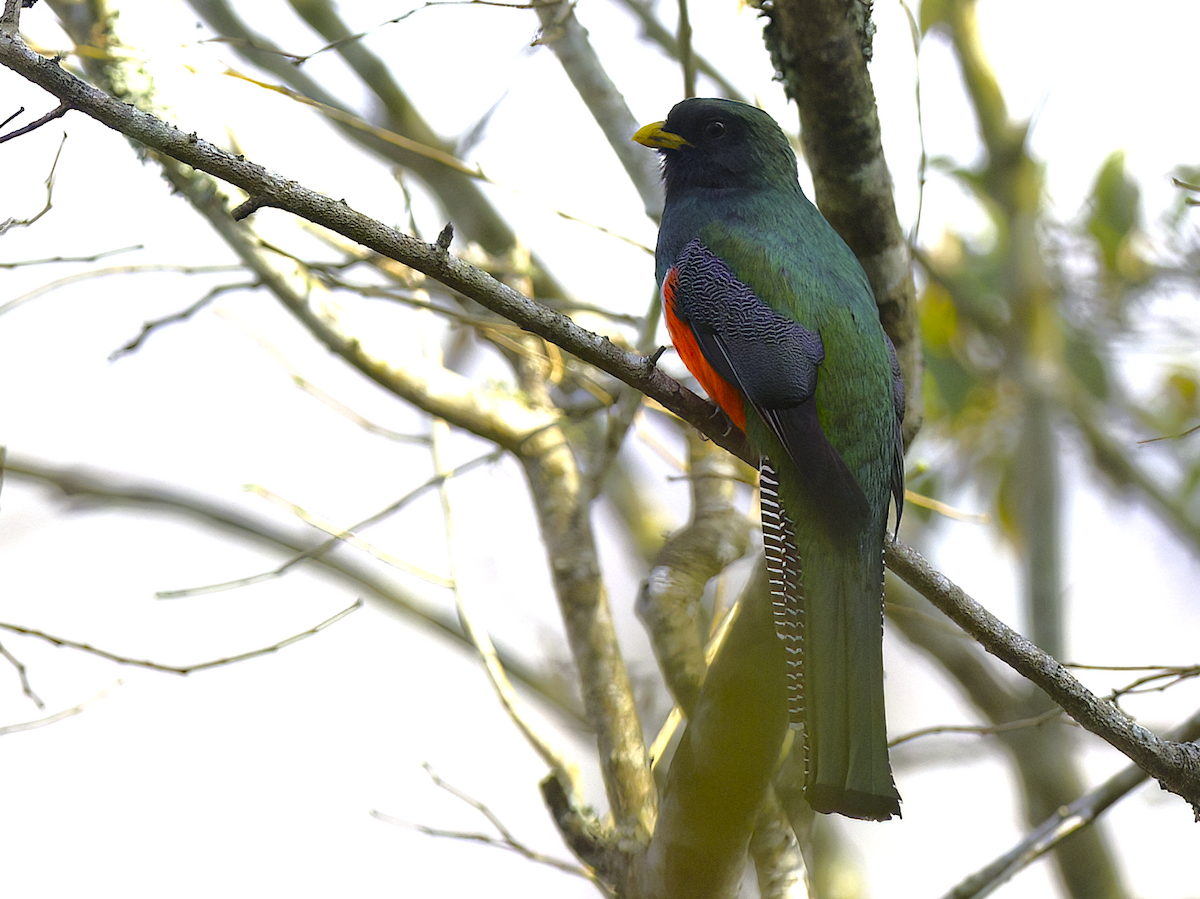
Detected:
left=632, top=120, right=692, bottom=150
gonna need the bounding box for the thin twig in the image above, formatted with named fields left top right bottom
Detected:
left=110, top=281, right=254, bottom=360
left=430, top=415, right=581, bottom=795
left=243, top=485, right=454, bottom=588
left=1109, top=665, right=1200, bottom=702
left=0, top=263, right=245, bottom=317
left=890, top=708, right=1065, bottom=747
left=156, top=452, right=500, bottom=598
left=5, top=456, right=585, bottom=726
left=212, top=306, right=432, bottom=443
left=0, top=131, right=64, bottom=236
left=203, top=1, right=541, bottom=65
left=616, top=0, right=748, bottom=103
left=0, top=638, right=44, bottom=708
left=0, top=99, right=68, bottom=143
left=942, top=705, right=1200, bottom=899
left=371, top=763, right=604, bottom=887
left=0, top=600, right=362, bottom=674
left=0, top=680, right=124, bottom=737
left=0, top=244, right=142, bottom=268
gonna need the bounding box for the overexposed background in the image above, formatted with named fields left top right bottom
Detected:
left=2, top=1, right=1199, bottom=897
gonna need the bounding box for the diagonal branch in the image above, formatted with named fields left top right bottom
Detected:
left=0, top=600, right=362, bottom=674
left=886, top=538, right=1200, bottom=817
left=4, top=26, right=1198, bottom=819
left=943, top=705, right=1200, bottom=899
left=0, top=27, right=746, bottom=461
left=533, top=0, right=664, bottom=219
left=5, top=455, right=586, bottom=727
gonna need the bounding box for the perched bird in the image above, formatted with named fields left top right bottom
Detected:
left=634, top=98, right=905, bottom=821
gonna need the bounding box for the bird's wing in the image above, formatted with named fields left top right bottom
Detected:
left=666, top=238, right=870, bottom=541
left=885, top=334, right=906, bottom=531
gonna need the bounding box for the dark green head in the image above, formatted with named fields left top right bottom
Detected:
left=633, top=98, right=800, bottom=197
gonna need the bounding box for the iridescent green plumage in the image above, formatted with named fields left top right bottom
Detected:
left=636, top=98, right=904, bottom=820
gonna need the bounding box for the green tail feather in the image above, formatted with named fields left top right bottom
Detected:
left=762, top=461, right=899, bottom=821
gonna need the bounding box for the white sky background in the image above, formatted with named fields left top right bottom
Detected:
left=2, top=1, right=1199, bottom=897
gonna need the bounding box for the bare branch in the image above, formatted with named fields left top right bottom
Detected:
left=886, top=537, right=1200, bottom=816
left=185, top=0, right=566, bottom=291
left=0, top=28, right=748, bottom=461
left=0, top=99, right=68, bottom=143
left=890, top=708, right=1065, bottom=748
left=0, top=680, right=123, bottom=737
left=155, top=451, right=501, bottom=598
left=5, top=456, right=586, bottom=727
left=0, top=600, right=362, bottom=675
left=943, top=706, right=1200, bottom=899
left=519, top=422, right=658, bottom=840
left=372, top=763, right=605, bottom=889
left=0, top=131, right=63, bottom=236
left=205, top=308, right=433, bottom=444
left=109, top=281, right=252, bottom=360
left=0, top=638, right=44, bottom=708
left=616, top=0, right=749, bottom=103
left=431, top=417, right=581, bottom=796
left=0, top=244, right=143, bottom=268
left=532, top=0, right=664, bottom=219
left=208, top=2, right=543, bottom=67
left=0, top=263, right=245, bottom=318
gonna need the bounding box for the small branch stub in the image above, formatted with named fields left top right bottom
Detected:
left=231, top=195, right=269, bottom=221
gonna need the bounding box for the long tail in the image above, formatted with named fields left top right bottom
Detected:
left=761, top=460, right=900, bottom=821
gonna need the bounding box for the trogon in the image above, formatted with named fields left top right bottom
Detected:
left=634, top=98, right=905, bottom=821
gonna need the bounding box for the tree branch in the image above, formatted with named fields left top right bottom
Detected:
left=5, top=455, right=586, bottom=727
left=1, top=25, right=741, bottom=457
left=4, top=21, right=1198, bottom=821
left=759, top=0, right=923, bottom=441
left=943, top=705, right=1200, bottom=899
left=0, top=600, right=363, bottom=674
left=533, top=0, right=664, bottom=220
left=0, top=680, right=123, bottom=737
left=636, top=430, right=750, bottom=714
left=631, top=566, right=788, bottom=899
left=885, top=537, right=1200, bottom=818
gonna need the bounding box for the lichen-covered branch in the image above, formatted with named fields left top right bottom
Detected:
left=758, top=0, right=922, bottom=442
left=636, top=431, right=751, bottom=713
left=518, top=420, right=658, bottom=841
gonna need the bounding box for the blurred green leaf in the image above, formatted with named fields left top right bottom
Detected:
left=1086, top=150, right=1141, bottom=275
left=1063, top=325, right=1110, bottom=400
left=923, top=350, right=974, bottom=418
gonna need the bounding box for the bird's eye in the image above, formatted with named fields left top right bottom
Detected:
left=704, top=120, right=726, bottom=138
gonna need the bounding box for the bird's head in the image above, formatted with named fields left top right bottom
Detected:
left=633, top=98, right=799, bottom=196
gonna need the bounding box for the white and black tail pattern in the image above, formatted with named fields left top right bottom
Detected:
left=760, top=459, right=805, bottom=727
